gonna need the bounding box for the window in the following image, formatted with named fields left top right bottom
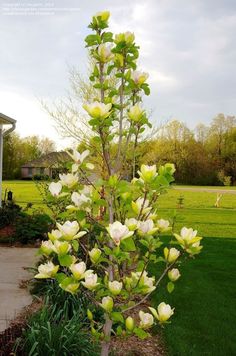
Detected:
left=28, top=167, right=33, bottom=176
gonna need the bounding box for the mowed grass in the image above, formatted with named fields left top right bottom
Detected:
left=3, top=180, right=236, bottom=355
left=151, top=237, right=236, bottom=356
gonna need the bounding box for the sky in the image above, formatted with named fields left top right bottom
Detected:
left=1, top=0, right=236, bottom=149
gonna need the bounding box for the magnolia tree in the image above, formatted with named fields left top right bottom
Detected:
left=35, top=11, right=202, bottom=356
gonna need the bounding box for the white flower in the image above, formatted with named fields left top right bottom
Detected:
left=98, top=43, right=113, bottom=62
left=157, top=219, right=170, bottom=232
left=174, top=227, right=202, bottom=249
left=131, top=271, right=156, bottom=294
left=149, top=302, right=174, bottom=323
left=114, top=31, right=135, bottom=44
left=94, top=10, right=110, bottom=22
left=52, top=240, right=71, bottom=255
left=168, top=268, right=181, bottom=282
left=35, top=261, right=59, bottom=279
left=71, top=192, right=91, bottom=207
left=164, top=247, right=180, bottom=263
left=138, top=219, right=158, bottom=235
left=40, top=241, right=54, bottom=255
left=56, top=221, right=87, bottom=240
left=80, top=185, right=93, bottom=196
left=132, top=197, right=152, bottom=215
left=125, top=218, right=139, bottom=231
left=137, top=165, right=157, bottom=182
left=48, top=229, right=62, bottom=241
left=59, top=173, right=78, bottom=188
left=68, top=149, right=90, bottom=164
left=128, top=104, right=144, bottom=122
left=83, top=101, right=112, bottom=120
left=89, top=248, right=102, bottom=264
left=49, top=182, right=62, bottom=197
left=82, top=273, right=99, bottom=290
left=70, top=262, right=92, bottom=280
left=101, top=296, right=113, bottom=312
left=131, top=71, right=149, bottom=85
left=139, top=311, right=154, bottom=329
left=106, top=221, right=134, bottom=246
left=108, top=281, right=123, bottom=295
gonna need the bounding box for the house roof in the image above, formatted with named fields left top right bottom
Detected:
left=22, top=151, right=71, bottom=168
left=0, top=113, right=16, bottom=125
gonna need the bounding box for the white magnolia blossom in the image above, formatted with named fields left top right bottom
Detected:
left=125, top=218, right=139, bottom=231
left=101, top=296, right=113, bottom=312
left=128, top=104, right=144, bottom=122
left=59, top=173, right=78, bottom=188
left=83, top=101, right=112, bottom=119
left=48, top=229, right=62, bottom=241
left=56, top=221, right=87, bottom=240
left=71, top=192, right=91, bottom=207
left=132, top=197, right=152, bottom=215
left=106, top=221, right=134, bottom=246
left=68, top=149, right=90, bottom=164
left=132, top=271, right=156, bottom=294
left=49, top=182, right=62, bottom=197
left=70, top=262, right=93, bottom=280
left=80, top=185, right=93, bottom=196
left=149, top=302, right=174, bottom=323
left=164, top=247, right=180, bottom=263
left=89, top=248, right=102, bottom=264
left=94, top=10, right=110, bottom=22
left=82, top=273, right=99, bottom=290
left=138, top=219, right=158, bottom=235
left=138, top=164, right=157, bottom=182
left=52, top=240, right=71, bottom=255
left=131, top=70, right=149, bottom=85
left=98, top=43, right=113, bottom=62
left=35, top=261, right=59, bottom=279
left=139, top=311, right=154, bottom=329
left=40, top=240, right=54, bottom=255
left=157, top=219, right=170, bottom=232
left=168, top=268, right=181, bottom=282
left=174, top=227, right=202, bottom=248
left=108, top=280, right=123, bottom=295
left=114, top=31, right=135, bottom=44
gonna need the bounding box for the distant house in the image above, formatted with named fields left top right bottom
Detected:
left=21, top=151, right=71, bottom=179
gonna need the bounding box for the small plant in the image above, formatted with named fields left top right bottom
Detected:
left=177, top=195, right=184, bottom=209
left=14, top=302, right=99, bottom=356
left=0, top=203, right=21, bottom=229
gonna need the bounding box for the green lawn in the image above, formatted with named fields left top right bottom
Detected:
left=151, top=237, right=236, bottom=356
left=2, top=180, right=236, bottom=355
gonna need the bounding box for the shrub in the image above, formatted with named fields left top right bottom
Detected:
left=0, top=203, right=21, bottom=228
left=14, top=211, right=52, bottom=244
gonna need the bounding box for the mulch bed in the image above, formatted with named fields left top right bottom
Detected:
left=0, top=300, right=42, bottom=356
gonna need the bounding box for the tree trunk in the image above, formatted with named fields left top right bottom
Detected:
left=101, top=315, right=113, bottom=356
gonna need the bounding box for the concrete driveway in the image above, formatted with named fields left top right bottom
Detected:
left=0, top=247, right=37, bottom=332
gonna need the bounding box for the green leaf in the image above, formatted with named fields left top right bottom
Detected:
left=111, top=312, right=124, bottom=324
left=71, top=240, right=79, bottom=252
left=55, top=273, right=67, bottom=283
left=102, top=31, right=113, bottom=42
left=121, top=237, right=136, bottom=252
left=116, top=325, right=123, bottom=336
left=167, top=281, right=175, bottom=293
left=85, top=34, right=100, bottom=46
left=59, top=254, right=73, bottom=267
left=133, top=327, right=149, bottom=339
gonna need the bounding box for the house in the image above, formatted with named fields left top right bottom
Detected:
left=21, top=151, right=71, bottom=179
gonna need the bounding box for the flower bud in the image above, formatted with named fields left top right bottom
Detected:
left=114, top=31, right=135, bottom=44
left=168, top=268, right=181, bottom=282
left=125, top=316, right=135, bottom=331
left=87, top=309, right=93, bottom=321
left=164, top=247, right=180, bottom=263
left=94, top=11, right=110, bottom=22
left=89, top=248, right=102, bottom=264
left=139, top=311, right=154, bottom=329
left=138, top=164, right=157, bottom=182
left=128, top=104, right=144, bottom=122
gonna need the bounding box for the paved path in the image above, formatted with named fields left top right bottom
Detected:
left=0, top=247, right=37, bottom=332
left=174, top=187, right=236, bottom=195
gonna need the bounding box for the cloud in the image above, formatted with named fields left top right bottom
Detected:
left=0, top=0, right=235, bottom=146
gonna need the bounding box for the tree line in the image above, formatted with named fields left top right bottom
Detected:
left=3, top=133, right=55, bottom=179
left=136, top=114, right=236, bottom=185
